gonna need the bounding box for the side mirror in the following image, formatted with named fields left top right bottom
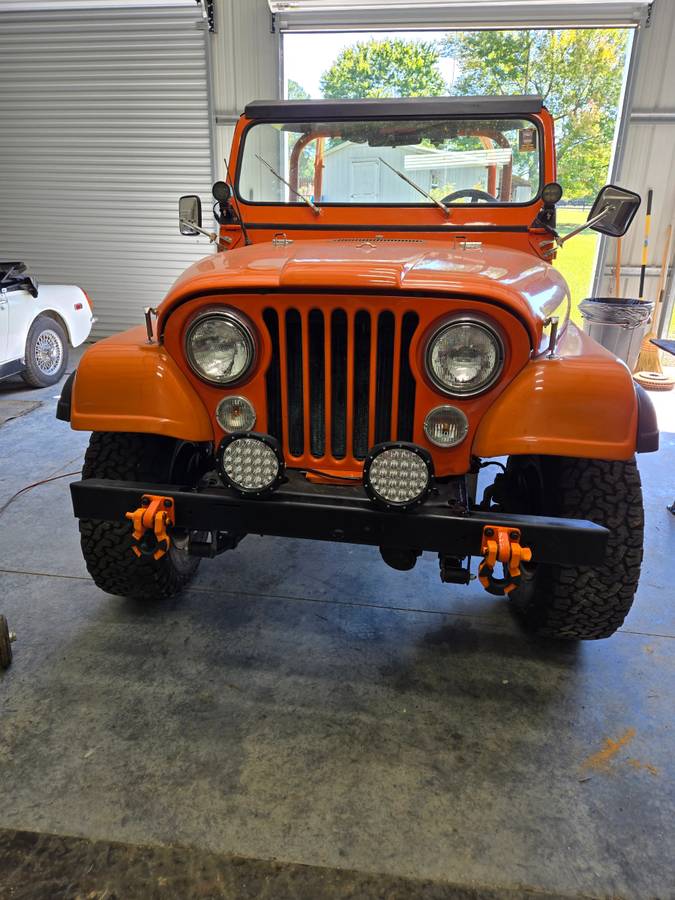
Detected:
left=588, top=184, right=641, bottom=237
left=179, top=194, right=202, bottom=235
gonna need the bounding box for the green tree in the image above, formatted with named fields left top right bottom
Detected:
left=320, top=38, right=447, bottom=99
left=444, top=29, right=627, bottom=199
left=287, top=79, right=310, bottom=100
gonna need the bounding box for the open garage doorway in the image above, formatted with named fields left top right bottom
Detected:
left=282, top=27, right=633, bottom=321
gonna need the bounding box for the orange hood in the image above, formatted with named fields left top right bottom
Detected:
left=158, top=239, right=569, bottom=345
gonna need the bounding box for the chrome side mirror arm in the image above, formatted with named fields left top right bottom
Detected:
left=539, top=206, right=616, bottom=258
left=179, top=219, right=233, bottom=248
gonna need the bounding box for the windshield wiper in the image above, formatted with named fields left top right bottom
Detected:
left=255, top=153, right=321, bottom=215
left=378, top=157, right=450, bottom=218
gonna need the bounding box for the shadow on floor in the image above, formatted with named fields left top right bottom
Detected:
left=0, top=827, right=581, bottom=900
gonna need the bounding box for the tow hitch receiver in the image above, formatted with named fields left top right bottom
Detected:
left=478, top=525, right=532, bottom=596
left=125, top=494, right=175, bottom=560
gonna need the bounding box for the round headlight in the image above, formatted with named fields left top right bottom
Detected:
left=216, top=433, right=284, bottom=496
left=216, top=396, right=256, bottom=432
left=186, top=311, right=255, bottom=385
left=424, top=405, right=469, bottom=447
left=426, top=320, right=503, bottom=397
left=363, top=442, right=434, bottom=511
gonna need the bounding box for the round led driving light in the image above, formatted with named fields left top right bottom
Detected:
left=363, top=442, right=434, bottom=511
left=424, top=405, right=469, bottom=447
left=186, top=310, right=255, bottom=386
left=216, top=395, right=256, bottom=433
left=541, top=181, right=563, bottom=205
left=426, top=319, right=504, bottom=397
left=216, top=433, right=284, bottom=497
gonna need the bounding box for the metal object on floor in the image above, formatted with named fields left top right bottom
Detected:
left=0, top=615, right=15, bottom=669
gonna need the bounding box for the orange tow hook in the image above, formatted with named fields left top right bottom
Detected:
left=125, top=495, right=175, bottom=560
left=478, top=525, right=532, bottom=597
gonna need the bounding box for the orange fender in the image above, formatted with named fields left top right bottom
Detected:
left=70, top=326, right=213, bottom=442
left=472, top=323, right=639, bottom=460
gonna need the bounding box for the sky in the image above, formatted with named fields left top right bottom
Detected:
left=283, top=31, right=458, bottom=99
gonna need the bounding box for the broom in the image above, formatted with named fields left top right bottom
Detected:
left=634, top=214, right=675, bottom=390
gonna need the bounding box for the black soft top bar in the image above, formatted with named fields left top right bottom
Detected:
left=0, top=260, right=38, bottom=297
left=244, top=95, right=544, bottom=122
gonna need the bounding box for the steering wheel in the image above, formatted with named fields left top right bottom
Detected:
left=441, top=188, right=497, bottom=204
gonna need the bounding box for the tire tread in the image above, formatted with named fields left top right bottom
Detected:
left=510, top=456, right=644, bottom=640
left=80, top=432, right=199, bottom=600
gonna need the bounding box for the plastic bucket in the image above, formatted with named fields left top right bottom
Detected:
left=579, top=298, right=653, bottom=370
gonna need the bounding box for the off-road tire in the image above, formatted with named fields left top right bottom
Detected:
left=502, top=455, right=644, bottom=640
left=22, top=315, right=69, bottom=387
left=79, top=432, right=201, bottom=600
left=0, top=615, right=12, bottom=669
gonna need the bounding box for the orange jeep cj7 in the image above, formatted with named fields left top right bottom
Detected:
left=58, top=96, right=658, bottom=640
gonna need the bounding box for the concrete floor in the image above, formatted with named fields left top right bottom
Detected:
left=0, top=349, right=674, bottom=899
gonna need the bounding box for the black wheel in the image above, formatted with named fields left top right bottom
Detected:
left=496, top=455, right=644, bottom=640
left=0, top=615, right=12, bottom=669
left=22, top=315, right=69, bottom=387
left=79, top=432, right=207, bottom=601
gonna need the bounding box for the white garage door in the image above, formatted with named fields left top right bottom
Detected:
left=269, top=0, right=650, bottom=30
left=0, top=3, right=214, bottom=337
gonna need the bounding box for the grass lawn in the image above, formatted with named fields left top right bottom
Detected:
left=551, top=206, right=598, bottom=327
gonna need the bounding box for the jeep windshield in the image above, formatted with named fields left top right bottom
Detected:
left=237, top=117, right=542, bottom=208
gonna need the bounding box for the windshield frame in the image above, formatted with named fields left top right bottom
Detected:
left=234, top=113, right=545, bottom=211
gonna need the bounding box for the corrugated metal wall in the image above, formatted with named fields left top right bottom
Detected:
left=0, top=3, right=214, bottom=337
left=210, top=0, right=278, bottom=179
left=595, top=1, right=675, bottom=335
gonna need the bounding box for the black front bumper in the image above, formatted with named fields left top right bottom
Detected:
left=70, top=473, right=609, bottom=566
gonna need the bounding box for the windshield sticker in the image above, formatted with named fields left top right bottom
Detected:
left=519, top=128, right=537, bottom=152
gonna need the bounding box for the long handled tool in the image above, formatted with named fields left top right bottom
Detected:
left=656, top=223, right=674, bottom=334
left=614, top=237, right=622, bottom=298
left=635, top=209, right=675, bottom=390
left=638, top=188, right=652, bottom=301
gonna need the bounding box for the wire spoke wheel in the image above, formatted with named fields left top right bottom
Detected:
left=34, top=329, right=63, bottom=375
left=22, top=315, right=69, bottom=387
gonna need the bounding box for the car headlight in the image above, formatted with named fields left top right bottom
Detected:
left=216, top=395, right=256, bottom=432
left=185, top=310, right=255, bottom=385
left=423, top=405, right=469, bottom=447
left=426, top=319, right=504, bottom=397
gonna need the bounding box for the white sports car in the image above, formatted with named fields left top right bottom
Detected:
left=1, top=261, right=94, bottom=387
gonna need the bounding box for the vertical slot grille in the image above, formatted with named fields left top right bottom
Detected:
left=263, top=304, right=418, bottom=466
left=397, top=311, right=419, bottom=442
left=263, top=308, right=282, bottom=444
left=308, top=309, right=325, bottom=457
left=285, top=309, right=304, bottom=456
left=374, top=311, right=395, bottom=444
left=330, top=309, right=348, bottom=459
left=352, top=310, right=371, bottom=460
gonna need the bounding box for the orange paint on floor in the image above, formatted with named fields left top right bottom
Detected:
left=627, top=759, right=660, bottom=776
left=581, top=728, right=636, bottom=770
